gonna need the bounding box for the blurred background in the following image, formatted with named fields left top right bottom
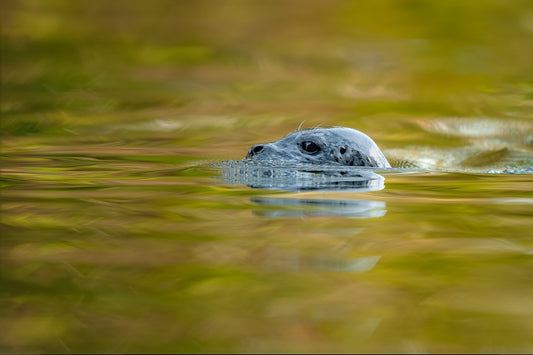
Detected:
left=2, top=1, right=533, bottom=353
left=3, top=0, right=533, bottom=157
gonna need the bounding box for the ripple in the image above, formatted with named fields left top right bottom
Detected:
left=421, top=117, right=532, bottom=138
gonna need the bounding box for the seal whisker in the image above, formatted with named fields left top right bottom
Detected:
left=314, top=122, right=326, bottom=130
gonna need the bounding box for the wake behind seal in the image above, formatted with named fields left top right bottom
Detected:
left=246, top=127, right=391, bottom=168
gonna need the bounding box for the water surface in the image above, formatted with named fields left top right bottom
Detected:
left=2, top=1, right=533, bottom=353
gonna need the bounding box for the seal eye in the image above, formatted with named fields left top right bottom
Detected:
left=300, top=141, right=320, bottom=154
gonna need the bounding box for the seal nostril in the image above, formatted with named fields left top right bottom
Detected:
left=253, top=145, right=264, bottom=154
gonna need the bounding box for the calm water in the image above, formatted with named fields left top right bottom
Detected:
left=2, top=1, right=533, bottom=353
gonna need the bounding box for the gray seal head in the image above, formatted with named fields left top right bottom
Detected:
left=246, top=127, right=391, bottom=168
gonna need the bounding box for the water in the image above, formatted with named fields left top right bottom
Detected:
left=2, top=1, right=533, bottom=353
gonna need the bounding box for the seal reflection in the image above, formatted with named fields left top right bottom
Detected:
left=251, top=197, right=386, bottom=219
left=214, top=160, right=387, bottom=274
left=215, top=160, right=386, bottom=192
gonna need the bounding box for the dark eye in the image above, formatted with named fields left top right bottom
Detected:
left=300, top=141, right=320, bottom=154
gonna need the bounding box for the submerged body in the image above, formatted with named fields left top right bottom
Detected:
left=246, top=127, right=391, bottom=168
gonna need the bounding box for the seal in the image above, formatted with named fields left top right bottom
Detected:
left=246, top=127, right=391, bottom=168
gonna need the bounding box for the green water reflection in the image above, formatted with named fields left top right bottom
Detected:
left=2, top=0, right=533, bottom=353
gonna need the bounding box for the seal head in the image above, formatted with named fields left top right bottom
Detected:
left=246, top=127, right=391, bottom=168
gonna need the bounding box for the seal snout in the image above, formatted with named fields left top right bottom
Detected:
left=247, top=144, right=265, bottom=158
